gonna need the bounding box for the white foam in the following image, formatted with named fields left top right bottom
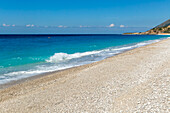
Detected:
left=46, top=51, right=102, bottom=63
left=46, top=39, right=161, bottom=64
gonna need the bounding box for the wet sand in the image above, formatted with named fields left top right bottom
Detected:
left=0, top=39, right=170, bottom=112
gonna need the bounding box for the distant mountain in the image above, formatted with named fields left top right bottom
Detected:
left=155, top=19, right=170, bottom=28
left=124, top=19, right=170, bottom=35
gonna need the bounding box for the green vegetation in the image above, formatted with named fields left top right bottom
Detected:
left=159, top=28, right=162, bottom=30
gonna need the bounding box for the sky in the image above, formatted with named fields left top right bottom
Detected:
left=0, top=0, right=169, bottom=34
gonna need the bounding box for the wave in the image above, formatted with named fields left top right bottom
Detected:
left=46, top=39, right=161, bottom=64
left=0, top=37, right=167, bottom=84
left=46, top=51, right=101, bottom=63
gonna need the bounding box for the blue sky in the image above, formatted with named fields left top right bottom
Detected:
left=0, top=0, right=169, bottom=34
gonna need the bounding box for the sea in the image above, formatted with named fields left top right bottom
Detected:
left=0, top=34, right=169, bottom=84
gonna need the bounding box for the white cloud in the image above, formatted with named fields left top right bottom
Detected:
left=58, top=25, right=63, bottom=28
left=79, top=25, right=86, bottom=28
left=79, top=25, right=91, bottom=28
left=109, top=24, right=115, bottom=27
left=12, top=24, right=15, bottom=27
left=120, top=25, right=125, bottom=27
left=26, top=24, right=34, bottom=27
left=2, top=24, right=6, bottom=26
left=26, top=24, right=31, bottom=27
left=2, top=24, right=10, bottom=27
left=58, top=25, right=67, bottom=28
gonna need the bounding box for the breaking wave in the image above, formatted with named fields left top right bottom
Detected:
left=46, top=39, right=161, bottom=64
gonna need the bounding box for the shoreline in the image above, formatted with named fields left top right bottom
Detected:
left=0, top=37, right=167, bottom=89
left=0, top=63, right=99, bottom=89
left=1, top=49, right=129, bottom=89
left=123, top=34, right=170, bottom=35
left=0, top=38, right=169, bottom=112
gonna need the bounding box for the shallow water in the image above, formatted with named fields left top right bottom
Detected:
left=0, top=34, right=169, bottom=84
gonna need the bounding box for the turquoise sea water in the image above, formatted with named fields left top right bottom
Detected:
left=0, top=34, right=169, bottom=84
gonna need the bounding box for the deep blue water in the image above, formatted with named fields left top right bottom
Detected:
left=0, top=34, right=169, bottom=84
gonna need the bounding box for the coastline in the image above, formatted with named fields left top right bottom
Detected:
left=0, top=36, right=168, bottom=88
left=0, top=61, right=101, bottom=89
left=123, top=33, right=170, bottom=35
left=0, top=38, right=170, bottom=112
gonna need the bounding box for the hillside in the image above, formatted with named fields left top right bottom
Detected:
left=124, top=19, right=170, bottom=35
left=155, top=19, right=170, bottom=28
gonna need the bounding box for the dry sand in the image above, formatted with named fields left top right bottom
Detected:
left=0, top=39, right=170, bottom=112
